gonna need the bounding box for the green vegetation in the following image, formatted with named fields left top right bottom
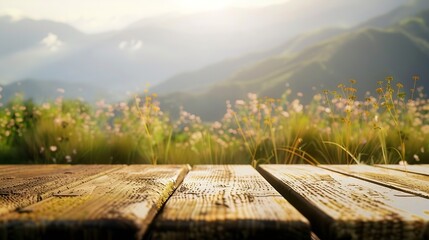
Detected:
left=0, top=77, right=427, bottom=165
left=157, top=9, right=429, bottom=120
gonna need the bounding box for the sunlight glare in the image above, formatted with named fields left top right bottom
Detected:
left=177, top=0, right=236, bottom=12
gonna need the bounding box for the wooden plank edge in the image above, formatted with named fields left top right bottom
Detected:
left=311, top=232, right=321, bottom=240
left=2, top=219, right=140, bottom=240
left=139, top=164, right=190, bottom=239
left=376, top=165, right=429, bottom=177
left=146, top=219, right=310, bottom=240
left=256, top=165, right=334, bottom=240
left=318, top=165, right=429, bottom=199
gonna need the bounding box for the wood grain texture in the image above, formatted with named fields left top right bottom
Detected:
left=258, top=165, right=429, bottom=240
left=0, top=165, right=121, bottom=215
left=377, top=165, right=429, bottom=177
left=150, top=165, right=310, bottom=240
left=321, top=165, right=429, bottom=198
left=0, top=165, right=189, bottom=240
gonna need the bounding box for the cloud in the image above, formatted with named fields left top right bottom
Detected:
left=0, top=0, right=290, bottom=33
left=40, top=33, right=63, bottom=51
left=0, top=8, right=24, bottom=21
left=118, top=39, right=143, bottom=51
left=118, top=41, right=128, bottom=49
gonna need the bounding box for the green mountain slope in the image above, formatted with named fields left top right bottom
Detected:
left=2, top=0, right=404, bottom=94
left=359, top=0, right=429, bottom=28
left=154, top=0, right=429, bottom=97
left=152, top=27, right=345, bottom=95
left=159, top=9, right=429, bottom=120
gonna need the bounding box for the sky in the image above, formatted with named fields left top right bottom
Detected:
left=0, top=0, right=289, bottom=33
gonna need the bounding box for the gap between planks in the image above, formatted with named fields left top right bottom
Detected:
left=2, top=164, right=428, bottom=240
left=376, top=164, right=429, bottom=177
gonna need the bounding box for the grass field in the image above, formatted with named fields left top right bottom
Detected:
left=0, top=77, right=427, bottom=165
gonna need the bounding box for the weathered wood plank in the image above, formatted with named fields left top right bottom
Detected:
left=0, top=165, right=121, bottom=215
left=0, top=165, right=189, bottom=240
left=0, top=165, right=34, bottom=174
left=149, top=165, right=310, bottom=240
left=321, top=165, right=429, bottom=198
left=258, top=165, right=429, bottom=240
left=377, top=165, right=429, bottom=177
left=0, top=165, right=75, bottom=176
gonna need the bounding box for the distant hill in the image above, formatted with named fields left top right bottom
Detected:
left=157, top=7, right=429, bottom=120
left=0, top=0, right=406, bottom=95
left=358, top=0, right=429, bottom=28
left=151, top=27, right=346, bottom=95
left=153, top=0, right=429, bottom=95
left=0, top=16, right=85, bottom=55
left=0, top=79, right=114, bottom=104
left=0, top=17, right=92, bottom=87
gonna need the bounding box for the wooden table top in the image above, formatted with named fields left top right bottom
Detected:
left=0, top=164, right=428, bottom=240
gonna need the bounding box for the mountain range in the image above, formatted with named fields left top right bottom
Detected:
left=2, top=0, right=427, bottom=121
left=0, top=0, right=406, bottom=103
left=154, top=0, right=429, bottom=120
